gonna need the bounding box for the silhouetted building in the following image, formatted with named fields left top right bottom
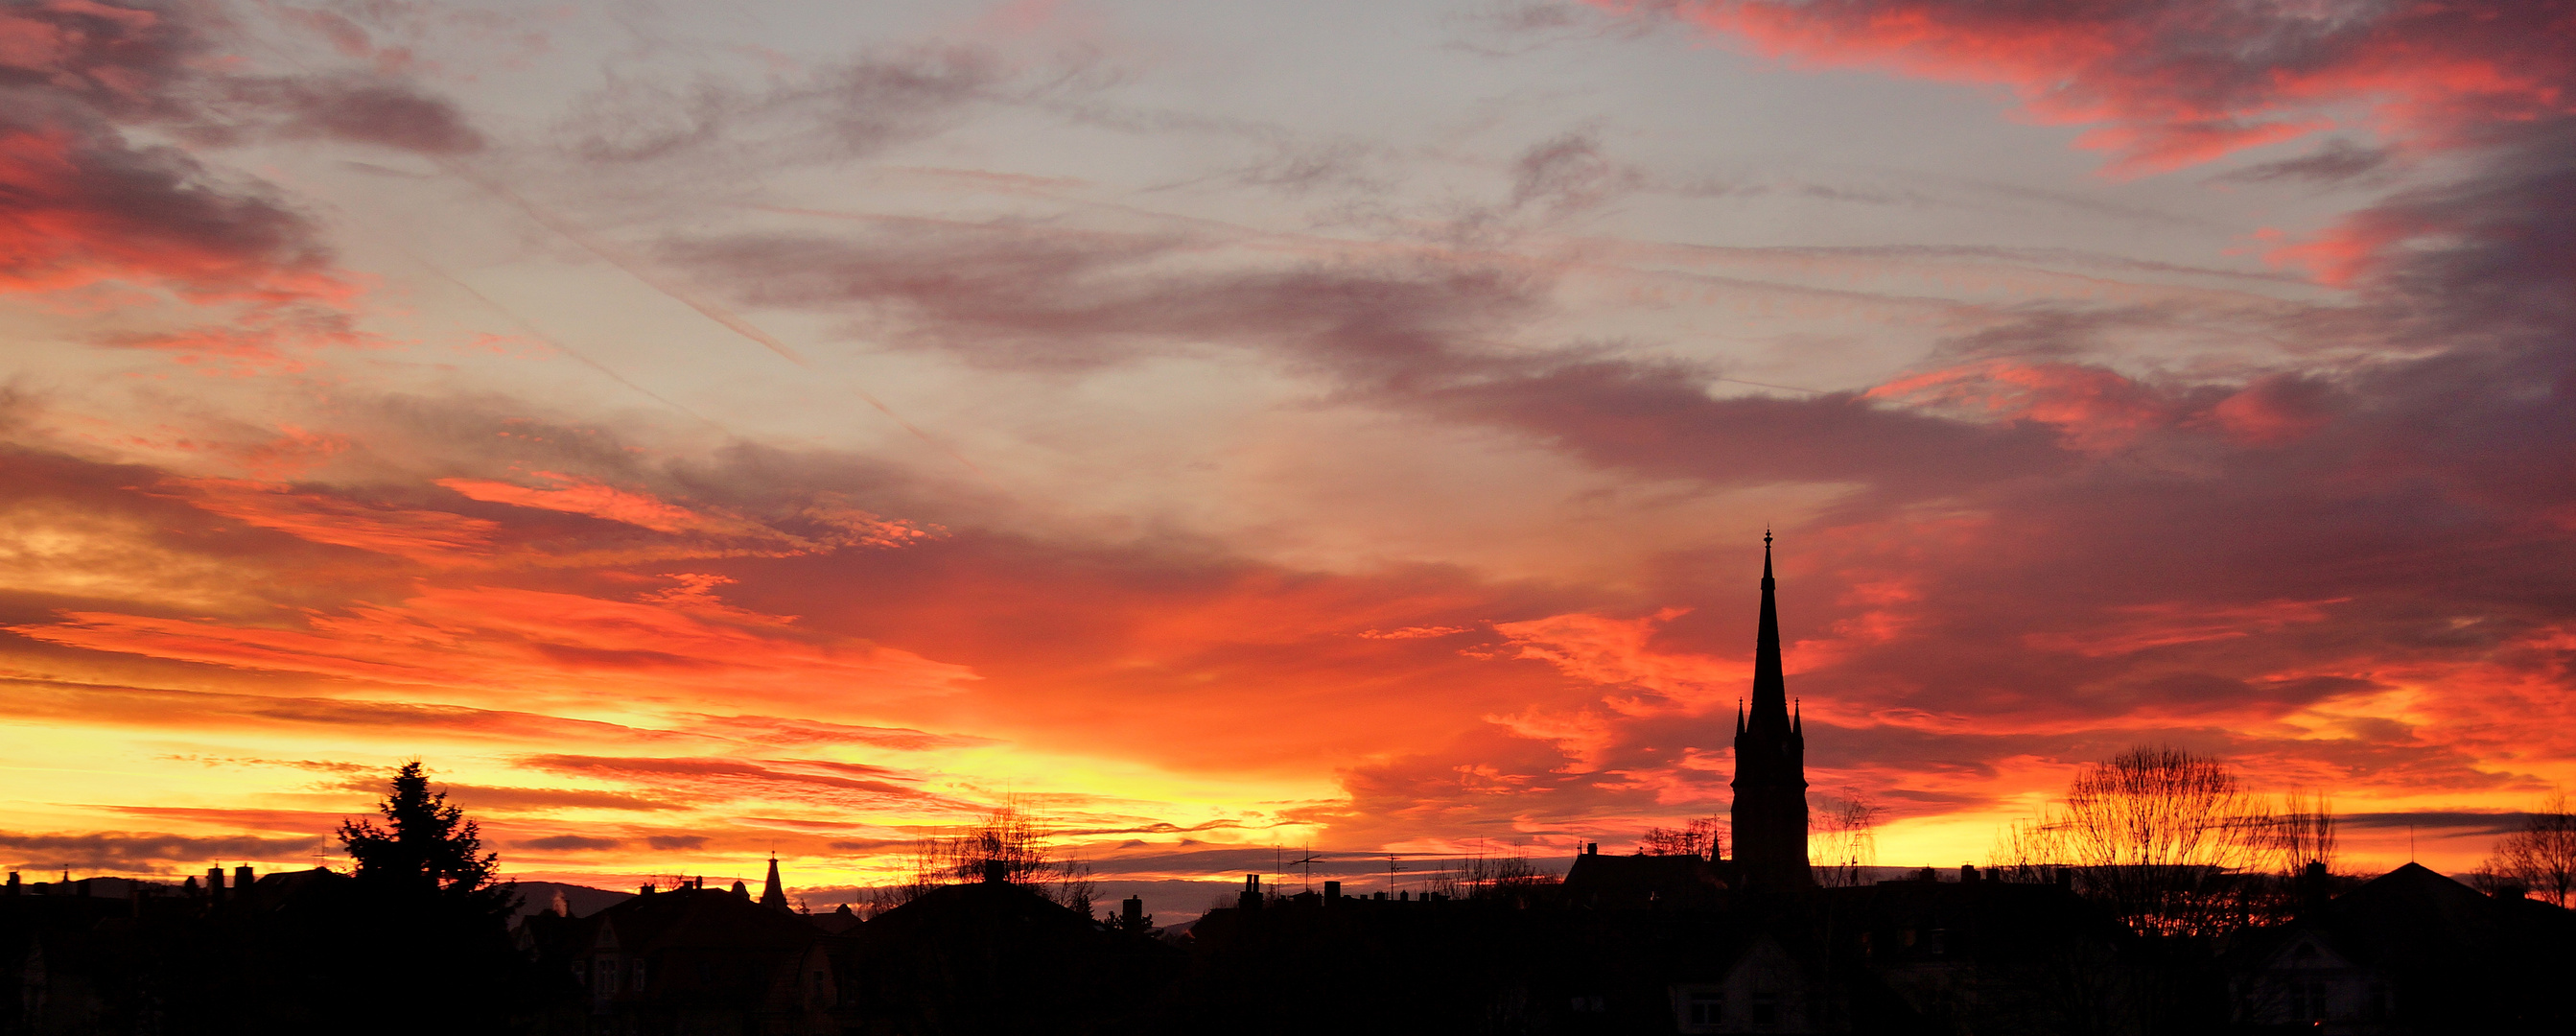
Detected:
left=1562, top=842, right=1727, bottom=910
left=2227, top=862, right=2576, bottom=1034
left=1824, top=865, right=2142, bottom=1035
left=526, top=874, right=843, bottom=1036
left=1732, top=532, right=1811, bottom=890
left=832, top=861, right=1180, bottom=1034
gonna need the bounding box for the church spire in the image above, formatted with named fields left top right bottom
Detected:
left=1731, top=530, right=1810, bottom=889
left=760, top=853, right=789, bottom=912
left=1749, top=529, right=1788, bottom=735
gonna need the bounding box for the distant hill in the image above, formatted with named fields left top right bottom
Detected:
left=507, top=881, right=634, bottom=920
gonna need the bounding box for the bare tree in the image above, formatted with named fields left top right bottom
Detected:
left=1052, top=856, right=1097, bottom=917
left=864, top=802, right=1096, bottom=914
left=1430, top=844, right=1557, bottom=902
left=1637, top=815, right=1726, bottom=859
left=1990, top=745, right=2279, bottom=937
left=2275, top=789, right=2337, bottom=875
left=941, top=802, right=1053, bottom=885
left=864, top=836, right=948, bottom=917
left=2483, top=790, right=2576, bottom=907
left=1989, top=814, right=2068, bottom=886
left=1811, top=792, right=1883, bottom=887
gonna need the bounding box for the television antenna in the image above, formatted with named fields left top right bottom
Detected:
left=1287, top=844, right=1322, bottom=894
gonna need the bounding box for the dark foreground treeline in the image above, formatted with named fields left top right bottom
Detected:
left=8, top=854, right=2574, bottom=1036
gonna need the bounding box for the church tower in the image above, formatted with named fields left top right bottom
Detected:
left=761, top=853, right=791, bottom=912
left=1731, top=531, right=1811, bottom=888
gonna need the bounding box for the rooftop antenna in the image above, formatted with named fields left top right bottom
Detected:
left=1288, top=843, right=1321, bottom=895
left=1388, top=853, right=1404, bottom=896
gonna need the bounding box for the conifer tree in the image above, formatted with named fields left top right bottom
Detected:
left=337, top=761, right=513, bottom=922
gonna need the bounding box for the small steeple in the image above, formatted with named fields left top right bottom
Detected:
left=760, top=854, right=789, bottom=912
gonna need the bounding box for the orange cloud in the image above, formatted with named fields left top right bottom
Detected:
left=12, top=583, right=980, bottom=715
left=162, top=478, right=500, bottom=562
left=436, top=472, right=755, bottom=536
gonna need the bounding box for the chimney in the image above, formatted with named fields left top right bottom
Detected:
left=1960, top=864, right=1979, bottom=883
left=982, top=859, right=1009, bottom=884
left=640, top=883, right=656, bottom=896
left=4, top=872, right=16, bottom=895
left=1121, top=896, right=1144, bottom=929
left=234, top=865, right=255, bottom=899
left=207, top=867, right=226, bottom=903
left=1238, top=874, right=1262, bottom=911
left=1324, top=881, right=1341, bottom=902
left=1584, top=842, right=1599, bottom=857
left=1917, top=866, right=1936, bottom=883
left=2299, top=860, right=2333, bottom=912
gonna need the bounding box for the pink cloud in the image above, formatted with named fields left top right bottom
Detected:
left=1642, top=0, right=2576, bottom=175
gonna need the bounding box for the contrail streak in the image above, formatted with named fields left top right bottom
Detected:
left=437, top=159, right=985, bottom=477
left=391, top=247, right=733, bottom=435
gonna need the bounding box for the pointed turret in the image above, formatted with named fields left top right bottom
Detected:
left=760, top=855, right=789, bottom=912
left=1730, top=530, right=1811, bottom=890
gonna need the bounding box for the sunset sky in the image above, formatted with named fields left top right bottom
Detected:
left=4, top=0, right=2571, bottom=911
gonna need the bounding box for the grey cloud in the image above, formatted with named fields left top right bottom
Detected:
left=515, top=835, right=623, bottom=851
left=0, top=831, right=325, bottom=871
left=557, top=46, right=1008, bottom=167
left=1504, top=130, right=1641, bottom=215
left=242, top=75, right=486, bottom=154
left=2215, top=138, right=2389, bottom=185
left=2341, top=812, right=2532, bottom=835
